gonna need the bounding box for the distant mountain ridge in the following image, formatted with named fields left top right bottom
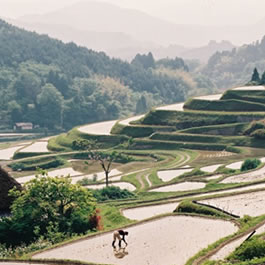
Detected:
left=8, top=2, right=235, bottom=62
left=17, top=1, right=265, bottom=48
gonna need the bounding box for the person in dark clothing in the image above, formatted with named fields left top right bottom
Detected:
left=112, top=230, right=128, bottom=247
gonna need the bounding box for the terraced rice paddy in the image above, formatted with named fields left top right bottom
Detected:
left=17, top=167, right=83, bottom=184
left=205, top=174, right=222, bottom=181
left=122, top=202, right=179, bottom=221
left=0, top=146, right=26, bottom=160
left=78, top=120, right=117, bottom=135
left=34, top=216, right=237, bottom=265
left=226, top=161, right=243, bottom=170
left=157, top=168, right=193, bottom=182
left=221, top=165, right=265, bottom=183
left=20, top=141, right=49, bottom=153
left=201, top=164, right=223, bottom=173
left=199, top=190, right=265, bottom=217
left=150, top=181, right=206, bottom=192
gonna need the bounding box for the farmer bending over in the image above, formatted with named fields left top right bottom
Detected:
left=112, top=230, right=128, bottom=247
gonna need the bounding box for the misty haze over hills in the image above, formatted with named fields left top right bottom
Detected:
left=6, top=1, right=265, bottom=61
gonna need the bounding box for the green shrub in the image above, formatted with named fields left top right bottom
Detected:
left=174, top=200, right=228, bottom=218
left=72, top=139, right=96, bottom=150
left=0, top=238, right=52, bottom=258
left=229, top=238, right=265, bottom=261
left=92, top=186, right=135, bottom=202
left=250, top=129, right=265, bottom=139
left=240, top=158, right=261, bottom=172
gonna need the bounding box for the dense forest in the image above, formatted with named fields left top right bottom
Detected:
left=202, top=36, right=265, bottom=89
left=0, top=19, right=216, bottom=132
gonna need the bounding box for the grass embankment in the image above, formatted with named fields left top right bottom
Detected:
left=10, top=155, right=66, bottom=171
left=150, top=133, right=265, bottom=149
left=180, top=122, right=248, bottom=136
left=48, top=128, right=129, bottom=152
left=221, top=89, right=265, bottom=104
left=184, top=98, right=265, bottom=112
left=111, top=122, right=175, bottom=138
left=141, top=109, right=265, bottom=130
left=130, top=138, right=241, bottom=152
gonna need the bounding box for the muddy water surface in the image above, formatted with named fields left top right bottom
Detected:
left=226, top=161, right=243, bottom=170
left=34, top=216, right=237, bottom=265
left=123, top=202, right=179, bottom=221
left=221, top=165, right=265, bottom=183
left=151, top=182, right=206, bottom=192
left=201, top=164, right=223, bottom=173
left=0, top=146, right=24, bottom=160
left=200, top=190, right=265, bottom=217
left=21, top=141, right=49, bottom=153
left=78, top=120, right=117, bottom=135
left=157, top=168, right=193, bottom=182
left=17, top=167, right=82, bottom=184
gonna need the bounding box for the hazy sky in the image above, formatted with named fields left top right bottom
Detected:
left=1, top=0, right=265, bottom=26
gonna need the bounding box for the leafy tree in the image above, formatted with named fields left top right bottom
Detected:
left=136, top=95, right=147, bottom=114
left=261, top=71, right=265, bottom=85
left=13, top=71, right=41, bottom=104
left=7, top=100, right=22, bottom=123
left=251, top=67, right=260, bottom=83
left=37, top=84, right=64, bottom=129
left=0, top=174, right=97, bottom=246
left=131, top=52, right=155, bottom=69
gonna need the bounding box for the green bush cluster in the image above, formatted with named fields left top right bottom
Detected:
left=0, top=176, right=98, bottom=247
left=92, top=186, right=135, bottom=202
left=174, top=200, right=228, bottom=218
left=229, top=238, right=265, bottom=261
left=240, top=158, right=261, bottom=172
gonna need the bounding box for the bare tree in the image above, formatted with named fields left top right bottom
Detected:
left=88, top=151, right=116, bottom=187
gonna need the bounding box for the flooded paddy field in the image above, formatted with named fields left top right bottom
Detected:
left=34, top=216, right=237, bottom=265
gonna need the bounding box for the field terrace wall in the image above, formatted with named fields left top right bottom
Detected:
left=184, top=99, right=265, bottom=112
left=141, top=110, right=265, bottom=130
left=221, top=89, right=265, bottom=104
left=111, top=122, right=175, bottom=138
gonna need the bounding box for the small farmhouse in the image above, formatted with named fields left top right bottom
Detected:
left=14, top=122, right=33, bottom=131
